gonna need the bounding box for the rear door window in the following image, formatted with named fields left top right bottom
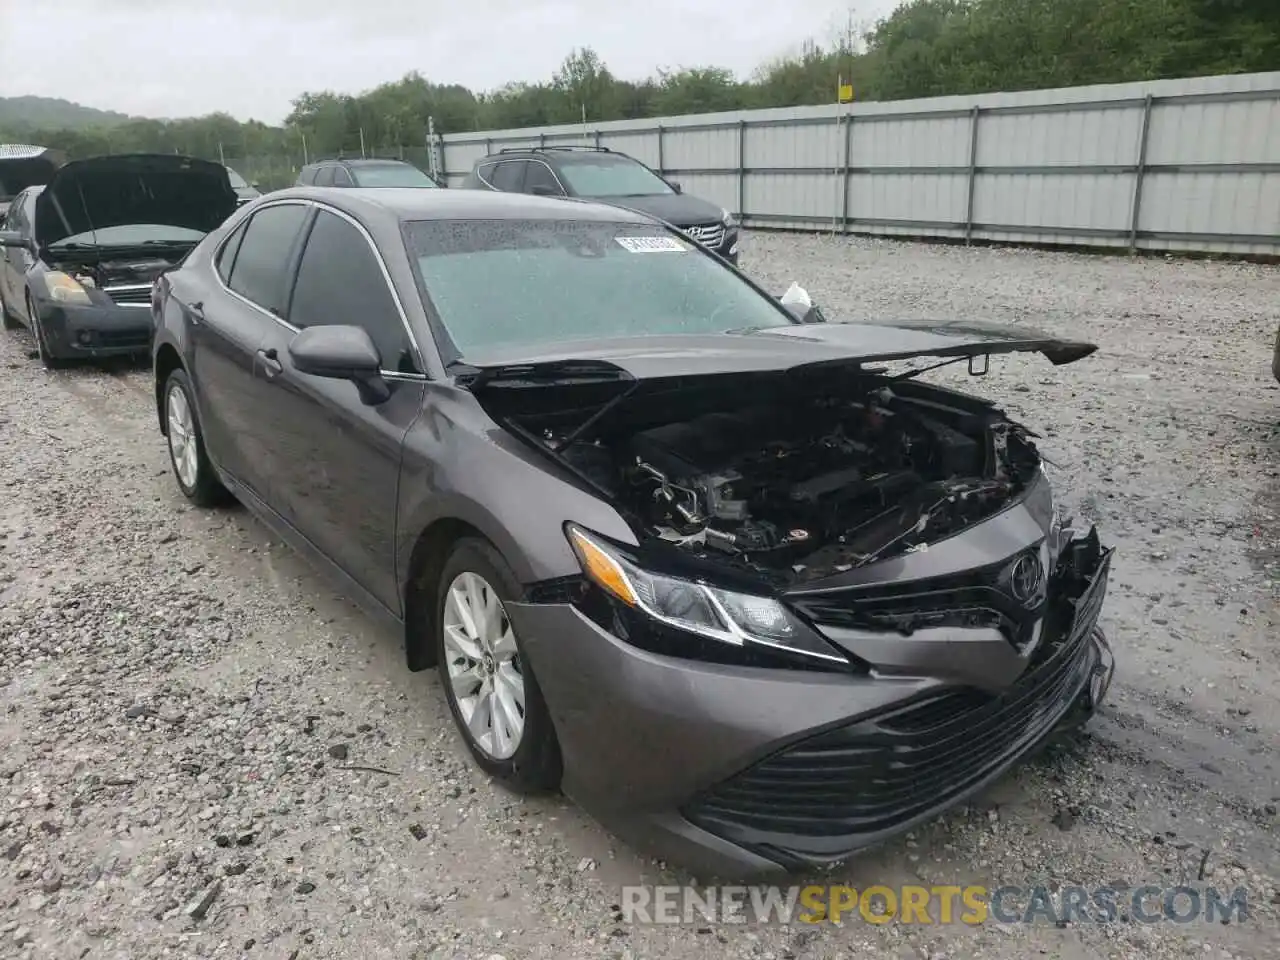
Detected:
left=488, top=161, right=526, bottom=192
left=332, top=167, right=354, bottom=187
left=215, top=220, right=248, bottom=281
left=314, top=166, right=336, bottom=187
left=225, top=203, right=310, bottom=315
left=523, top=161, right=562, bottom=196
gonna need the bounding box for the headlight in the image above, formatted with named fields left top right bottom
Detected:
left=565, top=524, right=849, bottom=666
left=45, top=271, right=92, bottom=305
left=722, top=209, right=738, bottom=228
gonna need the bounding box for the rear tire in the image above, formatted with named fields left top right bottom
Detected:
left=162, top=368, right=229, bottom=507
left=435, top=538, right=561, bottom=793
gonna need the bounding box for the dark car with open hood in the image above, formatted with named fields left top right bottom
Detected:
left=0, top=153, right=238, bottom=367
left=460, top=145, right=741, bottom=265
left=151, top=187, right=1115, bottom=879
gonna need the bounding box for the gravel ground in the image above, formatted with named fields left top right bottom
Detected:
left=1, top=232, right=1278, bottom=960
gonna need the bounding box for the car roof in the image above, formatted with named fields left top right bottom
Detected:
left=305, top=158, right=417, bottom=168
left=477, top=147, right=635, bottom=164
left=264, top=186, right=658, bottom=226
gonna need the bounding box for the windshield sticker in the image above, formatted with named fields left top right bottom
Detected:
left=614, top=236, right=689, bottom=253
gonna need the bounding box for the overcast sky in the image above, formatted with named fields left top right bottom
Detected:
left=1, top=0, right=900, bottom=125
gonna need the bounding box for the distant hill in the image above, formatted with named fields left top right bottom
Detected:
left=0, top=96, right=133, bottom=132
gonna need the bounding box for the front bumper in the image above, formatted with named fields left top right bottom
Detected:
left=510, top=532, right=1114, bottom=879
left=36, top=300, right=154, bottom=359
left=716, top=228, right=741, bottom=265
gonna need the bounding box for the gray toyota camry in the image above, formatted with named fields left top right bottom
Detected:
left=151, top=187, right=1115, bottom=879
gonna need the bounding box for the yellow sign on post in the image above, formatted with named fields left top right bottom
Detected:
left=838, top=84, right=855, bottom=103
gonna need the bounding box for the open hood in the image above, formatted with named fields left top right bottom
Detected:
left=34, top=153, right=238, bottom=251
left=457, top=318, right=1097, bottom=389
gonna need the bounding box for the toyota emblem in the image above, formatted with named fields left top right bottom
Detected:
left=1009, top=553, right=1045, bottom=606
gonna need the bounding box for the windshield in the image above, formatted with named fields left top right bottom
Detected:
left=49, top=224, right=208, bottom=248
left=406, top=218, right=791, bottom=357
left=224, top=167, right=250, bottom=189
left=352, top=163, right=437, bottom=188
left=556, top=157, right=674, bottom=198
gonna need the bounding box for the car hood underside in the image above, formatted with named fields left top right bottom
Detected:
left=34, top=153, right=239, bottom=251
left=459, top=319, right=1097, bottom=388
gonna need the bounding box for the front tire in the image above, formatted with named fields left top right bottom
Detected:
left=28, top=294, right=67, bottom=369
left=0, top=288, right=19, bottom=330
left=162, top=368, right=228, bottom=507
left=435, top=538, right=561, bottom=792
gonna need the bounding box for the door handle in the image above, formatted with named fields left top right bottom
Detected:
left=256, top=347, right=283, bottom=378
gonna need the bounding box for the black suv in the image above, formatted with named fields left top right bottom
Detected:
left=296, top=158, right=442, bottom=189
left=461, top=146, right=740, bottom=265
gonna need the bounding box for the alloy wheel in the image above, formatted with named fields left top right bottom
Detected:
left=166, top=384, right=200, bottom=491
left=441, top=571, right=526, bottom=760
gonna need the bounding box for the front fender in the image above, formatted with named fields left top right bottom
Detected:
left=395, top=387, right=638, bottom=590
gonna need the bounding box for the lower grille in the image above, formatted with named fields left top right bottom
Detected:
left=93, top=329, right=150, bottom=348
left=682, top=222, right=725, bottom=249
left=684, top=549, right=1111, bottom=852
left=104, top=284, right=153, bottom=306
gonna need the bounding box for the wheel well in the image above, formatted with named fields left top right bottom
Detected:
left=154, top=344, right=183, bottom=434
left=403, top=518, right=487, bottom=671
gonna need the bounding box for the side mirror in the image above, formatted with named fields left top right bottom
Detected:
left=778, top=281, right=823, bottom=322
left=529, top=184, right=558, bottom=197
left=288, top=325, right=390, bottom=405
left=0, top=230, right=30, bottom=251
left=782, top=303, right=827, bottom=324
left=667, top=180, right=682, bottom=194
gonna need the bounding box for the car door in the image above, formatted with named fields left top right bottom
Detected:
left=194, top=201, right=311, bottom=498
left=252, top=205, right=426, bottom=612
left=4, top=192, right=39, bottom=324
left=0, top=191, right=22, bottom=308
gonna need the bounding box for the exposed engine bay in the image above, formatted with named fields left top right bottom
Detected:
left=511, top=374, right=1044, bottom=584
left=62, top=255, right=181, bottom=292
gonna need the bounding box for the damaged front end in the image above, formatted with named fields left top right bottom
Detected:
left=464, top=330, right=1112, bottom=690
left=47, top=254, right=184, bottom=309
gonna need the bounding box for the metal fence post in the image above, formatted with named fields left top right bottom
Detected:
left=1128, top=94, right=1155, bottom=252
left=964, top=105, right=981, bottom=244
left=841, top=113, right=853, bottom=234
left=737, top=120, right=747, bottom=220
left=539, top=132, right=546, bottom=148
left=656, top=125, right=665, bottom=176
left=594, top=130, right=602, bottom=149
